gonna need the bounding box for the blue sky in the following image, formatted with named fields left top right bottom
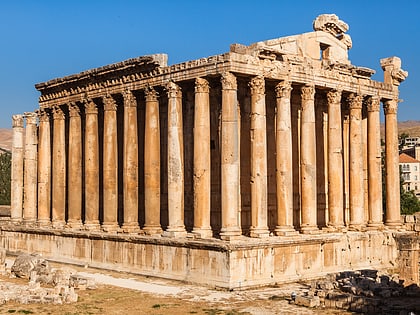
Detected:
left=0, top=1, right=418, bottom=128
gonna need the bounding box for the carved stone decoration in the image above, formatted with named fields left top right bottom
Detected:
left=327, top=89, right=342, bottom=105
left=313, top=14, right=349, bottom=36
left=195, top=77, right=209, bottom=94
left=52, top=106, right=65, bottom=120
left=221, top=72, right=237, bottom=90
left=380, top=56, right=408, bottom=86
left=249, top=75, right=265, bottom=95
left=69, top=102, right=80, bottom=117
left=123, top=89, right=137, bottom=107
left=347, top=93, right=363, bottom=110
left=144, top=86, right=158, bottom=102
left=84, top=99, right=98, bottom=114
left=103, top=94, right=117, bottom=111
left=12, top=114, right=24, bottom=127
left=37, top=109, right=50, bottom=122
left=275, top=81, right=292, bottom=99
left=301, top=85, right=315, bottom=101
left=383, top=99, right=398, bottom=115
left=166, top=81, right=181, bottom=99
left=366, top=96, right=381, bottom=112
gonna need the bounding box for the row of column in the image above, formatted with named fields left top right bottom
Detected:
left=10, top=73, right=401, bottom=239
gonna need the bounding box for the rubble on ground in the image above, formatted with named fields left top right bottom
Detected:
left=0, top=251, right=97, bottom=305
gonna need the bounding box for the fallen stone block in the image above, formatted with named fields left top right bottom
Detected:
left=295, top=295, right=320, bottom=308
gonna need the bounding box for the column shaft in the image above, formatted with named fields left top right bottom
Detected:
left=348, top=94, right=365, bottom=229
left=367, top=96, right=383, bottom=228
left=122, top=90, right=140, bottom=233
left=52, top=106, right=66, bottom=228
left=164, top=82, right=186, bottom=237
left=102, top=95, right=119, bottom=232
left=84, top=99, right=100, bottom=230
left=11, top=115, right=24, bottom=223
left=192, top=78, right=212, bottom=238
left=249, top=76, right=269, bottom=238
left=300, top=85, right=318, bottom=233
left=67, top=103, right=83, bottom=229
left=327, top=89, right=344, bottom=229
left=220, top=72, right=242, bottom=240
left=143, top=87, right=162, bottom=235
left=275, top=81, right=296, bottom=235
left=384, top=99, right=401, bottom=227
left=37, top=109, right=51, bottom=226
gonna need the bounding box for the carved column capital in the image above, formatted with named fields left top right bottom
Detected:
left=327, top=89, right=342, bottom=105
left=275, top=81, right=292, bottom=98
left=195, top=77, right=209, bottom=94
left=52, top=106, right=65, bottom=120
left=249, top=75, right=265, bottom=95
left=37, top=109, right=50, bottom=122
left=166, top=81, right=181, bottom=98
left=221, top=72, right=237, bottom=90
left=83, top=99, right=98, bottom=114
left=347, top=93, right=363, bottom=110
left=24, top=112, right=37, bottom=125
left=301, top=85, right=315, bottom=101
left=69, top=102, right=81, bottom=117
left=104, top=94, right=117, bottom=111
left=366, top=96, right=381, bottom=112
left=144, top=86, right=159, bottom=102
left=12, top=114, right=24, bottom=128
left=123, top=89, right=137, bottom=107
left=383, top=99, right=398, bottom=115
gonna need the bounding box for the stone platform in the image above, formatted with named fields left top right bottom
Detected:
left=0, top=226, right=401, bottom=289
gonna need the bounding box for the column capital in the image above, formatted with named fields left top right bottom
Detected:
left=104, top=94, right=117, bottom=111
left=347, top=93, right=363, bottom=110
left=69, top=102, right=81, bottom=117
left=249, top=75, right=265, bottom=95
left=366, top=96, right=381, bottom=112
left=383, top=99, right=398, bottom=115
left=144, top=86, right=159, bottom=102
left=24, top=112, right=37, bottom=125
left=221, top=72, right=237, bottom=90
left=52, top=106, right=65, bottom=120
left=37, top=108, right=50, bottom=122
left=12, top=114, right=24, bottom=128
left=123, top=89, right=137, bottom=107
left=275, top=81, right=292, bottom=98
left=301, top=84, right=315, bottom=101
left=195, top=77, right=209, bottom=94
left=327, top=89, right=342, bottom=105
left=166, top=81, right=181, bottom=98
left=83, top=99, right=98, bottom=114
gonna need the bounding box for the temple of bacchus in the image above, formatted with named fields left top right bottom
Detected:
left=2, top=14, right=417, bottom=288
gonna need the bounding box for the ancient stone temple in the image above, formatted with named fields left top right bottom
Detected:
left=1, top=14, right=412, bottom=288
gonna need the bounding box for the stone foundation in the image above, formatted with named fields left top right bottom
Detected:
left=0, top=226, right=403, bottom=289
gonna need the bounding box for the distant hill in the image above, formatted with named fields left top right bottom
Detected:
left=380, top=120, right=420, bottom=139
left=0, top=129, right=12, bottom=152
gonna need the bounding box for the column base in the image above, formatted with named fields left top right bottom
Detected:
left=143, top=225, right=163, bottom=236
left=101, top=222, right=120, bottom=233
left=348, top=223, right=365, bottom=231
left=37, top=219, right=51, bottom=228
left=275, top=226, right=298, bottom=236
left=300, top=225, right=319, bottom=234
left=249, top=227, right=270, bottom=238
left=52, top=220, right=66, bottom=229
left=66, top=220, right=83, bottom=230
left=220, top=227, right=242, bottom=241
left=10, top=218, right=23, bottom=224
left=163, top=226, right=187, bottom=238
left=323, top=225, right=347, bottom=233
left=366, top=222, right=384, bottom=230
left=121, top=223, right=141, bottom=234
left=191, top=227, right=213, bottom=239
left=84, top=221, right=101, bottom=231
left=23, top=219, right=37, bottom=227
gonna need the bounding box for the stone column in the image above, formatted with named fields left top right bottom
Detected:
left=327, top=89, right=345, bottom=229
left=122, top=90, right=140, bottom=233
left=164, top=81, right=186, bottom=238
left=37, top=109, right=51, bottom=226
left=366, top=96, right=383, bottom=228
left=274, top=81, right=296, bottom=236
left=192, top=78, right=212, bottom=238
left=52, top=106, right=66, bottom=228
left=84, top=99, right=100, bottom=230
left=248, top=75, right=269, bottom=238
left=348, top=93, right=365, bottom=230
left=67, top=103, right=83, bottom=229
left=342, top=114, right=350, bottom=225
left=384, top=99, right=401, bottom=228
left=300, top=84, right=318, bottom=233
left=23, top=112, right=38, bottom=225
left=11, top=115, right=24, bottom=223
left=143, top=87, right=162, bottom=236
left=220, top=72, right=242, bottom=240
left=102, top=95, right=119, bottom=232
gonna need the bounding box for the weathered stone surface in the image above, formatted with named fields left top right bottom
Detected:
left=11, top=253, right=50, bottom=279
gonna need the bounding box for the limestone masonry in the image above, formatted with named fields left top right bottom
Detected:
left=1, top=14, right=417, bottom=289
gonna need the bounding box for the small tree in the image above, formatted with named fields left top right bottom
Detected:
left=0, top=152, right=11, bottom=205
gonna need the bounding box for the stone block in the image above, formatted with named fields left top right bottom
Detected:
left=295, top=295, right=320, bottom=308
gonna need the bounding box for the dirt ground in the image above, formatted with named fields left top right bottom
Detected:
left=0, top=260, right=353, bottom=315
